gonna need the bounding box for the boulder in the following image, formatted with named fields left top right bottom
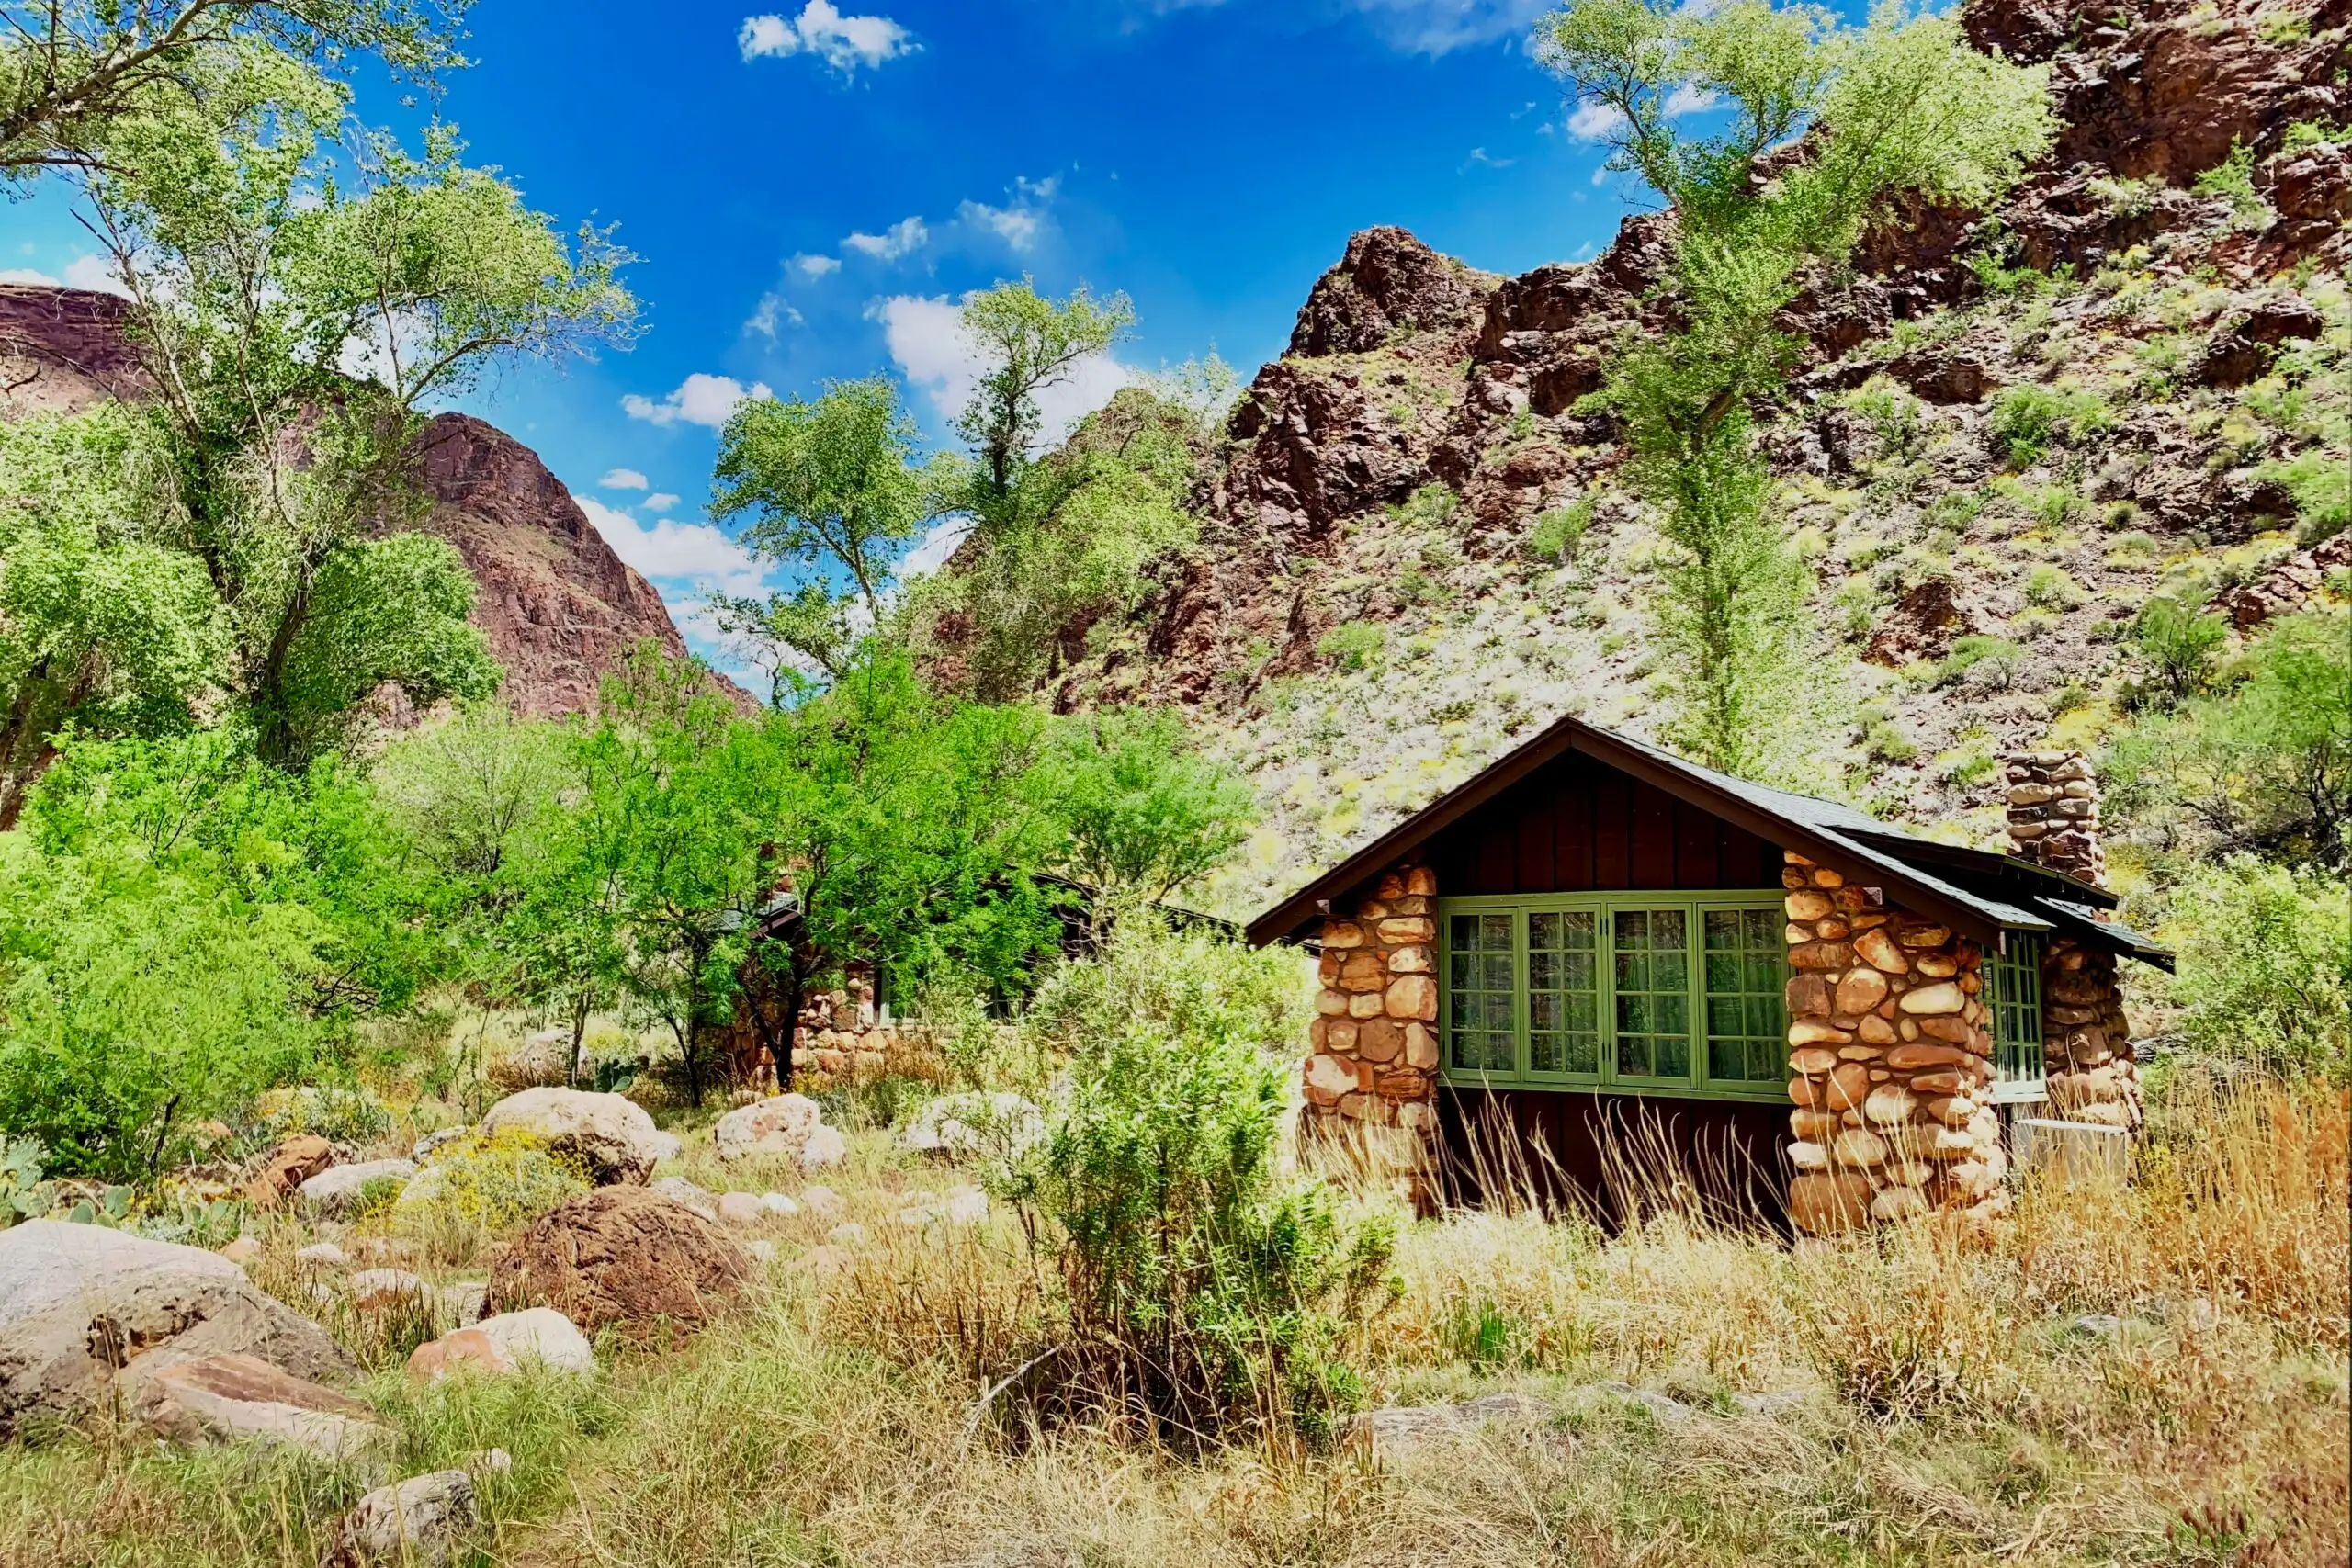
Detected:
left=799, top=1124, right=848, bottom=1169
left=297, top=1242, right=352, bottom=1269
left=488, top=1187, right=752, bottom=1340
left=799, top=1185, right=843, bottom=1219
left=323, top=1470, right=478, bottom=1568
left=712, top=1093, right=823, bottom=1163
left=244, top=1134, right=335, bottom=1209
left=899, top=1092, right=1045, bottom=1163
left=481, top=1088, right=665, bottom=1185
left=649, top=1176, right=718, bottom=1220
left=715, top=1192, right=762, bottom=1227
left=755, top=1192, right=799, bottom=1218
left=894, top=1186, right=989, bottom=1228
left=126, top=1353, right=389, bottom=1461
left=0, top=1221, right=355, bottom=1435
left=407, top=1308, right=595, bottom=1381
left=347, top=1269, right=430, bottom=1311
left=299, top=1158, right=417, bottom=1218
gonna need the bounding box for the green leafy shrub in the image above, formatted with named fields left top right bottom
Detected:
left=1527, top=497, right=1595, bottom=561
left=391, top=1127, right=590, bottom=1260
left=0, top=1138, right=45, bottom=1227
left=1988, top=386, right=2114, bottom=468
left=2023, top=563, right=2085, bottom=610
left=2279, top=119, right=2337, bottom=154
left=1316, top=621, right=1386, bottom=673
left=1001, top=919, right=1396, bottom=1443
left=2257, top=448, right=2351, bottom=544
left=1935, top=636, right=2024, bottom=690
left=2129, top=596, right=2231, bottom=704
left=2192, top=140, right=2269, bottom=229
left=1864, top=719, right=1919, bottom=764
left=253, top=1084, right=394, bottom=1149
left=2163, top=857, right=2350, bottom=1083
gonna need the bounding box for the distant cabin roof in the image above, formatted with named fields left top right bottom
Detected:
left=1244, top=714, right=2170, bottom=970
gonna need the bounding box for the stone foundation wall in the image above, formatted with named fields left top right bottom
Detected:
left=1780, top=851, right=2008, bottom=1234
left=1303, top=864, right=1442, bottom=1149
left=2042, top=938, right=2142, bottom=1130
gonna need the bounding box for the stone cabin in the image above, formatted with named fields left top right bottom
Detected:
left=1244, top=716, right=2170, bottom=1233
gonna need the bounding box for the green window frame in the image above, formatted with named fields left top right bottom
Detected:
left=1986, top=932, right=2047, bottom=1103
left=1438, top=893, right=1793, bottom=1102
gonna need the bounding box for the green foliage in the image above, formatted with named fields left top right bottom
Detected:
left=711, top=378, right=943, bottom=686
left=1528, top=496, right=1597, bottom=560
left=1935, top=635, right=2023, bottom=690
left=1539, top=0, right=2053, bottom=776
left=1316, top=620, right=1386, bottom=672
left=1047, top=708, right=1255, bottom=903
left=2106, top=608, right=2351, bottom=873
left=953, top=277, right=1136, bottom=516
left=1863, top=718, right=1917, bottom=764
left=1001, top=919, right=1396, bottom=1442
left=2129, top=595, right=2231, bottom=704
left=1988, top=385, right=2114, bottom=468
left=392, top=1127, right=590, bottom=1246
left=911, top=386, right=1206, bottom=702
left=253, top=1084, right=393, bottom=1148
left=2257, top=447, right=2352, bottom=545
left=0, top=1136, right=46, bottom=1226
left=2022, top=563, right=2084, bottom=610
left=2192, top=140, right=2269, bottom=228
left=0, top=0, right=467, bottom=179
left=2163, top=856, right=2350, bottom=1083
left=0, top=730, right=430, bottom=1176
left=2279, top=119, right=2338, bottom=154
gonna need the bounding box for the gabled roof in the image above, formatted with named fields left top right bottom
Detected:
left=1244, top=713, right=2169, bottom=969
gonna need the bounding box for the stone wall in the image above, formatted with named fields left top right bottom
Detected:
left=2041, top=939, right=2142, bottom=1130
left=2004, top=749, right=2143, bottom=1130
left=1303, top=864, right=1442, bottom=1160
left=1780, top=851, right=2008, bottom=1234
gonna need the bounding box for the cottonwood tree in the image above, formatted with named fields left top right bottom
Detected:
left=1539, top=0, right=2053, bottom=777
left=74, top=50, right=633, bottom=765
left=0, top=0, right=464, bottom=178
left=1051, top=706, right=1255, bottom=908
left=709, top=377, right=941, bottom=688
left=955, top=277, right=1134, bottom=524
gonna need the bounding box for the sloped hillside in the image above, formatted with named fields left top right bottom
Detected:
left=0, top=283, right=737, bottom=718
left=1058, top=0, right=2349, bottom=916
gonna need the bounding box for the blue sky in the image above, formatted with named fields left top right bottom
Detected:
left=2, top=0, right=1658, bottom=682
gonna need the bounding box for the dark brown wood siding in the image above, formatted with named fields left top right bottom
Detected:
left=1426, top=749, right=1782, bottom=896
left=1436, top=1086, right=1792, bottom=1232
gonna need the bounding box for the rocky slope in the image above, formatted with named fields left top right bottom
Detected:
left=0, top=283, right=726, bottom=719
left=1062, top=0, right=2349, bottom=915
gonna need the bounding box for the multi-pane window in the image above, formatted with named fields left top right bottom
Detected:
left=1702, top=908, right=1790, bottom=1084
left=1987, top=934, right=2046, bottom=1096
left=1445, top=911, right=1518, bottom=1074
left=1528, top=909, right=1600, bottom=1075
left=1436, top=895, right=1791, bottom=1099
left=1611, top=908, right=1691, bottom=1079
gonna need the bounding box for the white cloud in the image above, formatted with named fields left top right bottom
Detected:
left=1566, top=101, right=1627, bottom=140
left=0, top=266, right=62, bottom=287
left=1136, top=0, right=1546, bottom=53
left=876, top=293, right=1133, bottom=443
left=645, top=493, right=680, bottom=513
left=1665, top=83, right=1719, bottom=117
left=957, top=198, right=1043, bottom=252
left=794, top=253, right=842, bottom=277
left=576, top=495, right=769, bottom=595
left=62, top=254, right=130, bottom=297
left=842, top=216, right=928, bottom=261
left=620, top=372, right=772, bottom=429
left=1464, top=146, right=1514, bottom=169
left=745, top=292, right=804, bottom=338
left=600, top=468, right=650, bottom=490
left=738, top=2, right=915, bottom=73
left=898, top=515, right=972, bottom=579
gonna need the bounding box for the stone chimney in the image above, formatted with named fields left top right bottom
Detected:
left=2004, top=750, right=2104, bottom=885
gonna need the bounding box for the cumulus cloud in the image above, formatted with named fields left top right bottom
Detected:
left=794, top=253, right=842, bottom=277
left=898, top=515, right=973, bottom=579
left=600, top=468, right=650, bottom=490
left=738, top=1, right=914, bottom=72
left=745, top=292, right=804, bottom=338
left=1130, top=0, right=1546, bottom=54
left=620, top=372, right=772, bottom=429
left=575, top=495, right=768, bottom=595
left=1664, top=83, right=1719, bottom=117
left=841, top=216, right=928, bottom=261
left=876, top=293, right=1133, bottom=443
left=1566, top=101, right=1627, bottom=140
left=644, top=493, right=680, bottom=513
left=956, top=198, right=1042, bottom=252
left=62, top=254, right=130, bottom=296
left=0, top=266, right=62, bottom=287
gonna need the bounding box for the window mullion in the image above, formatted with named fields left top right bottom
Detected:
left=1513, top=907, right=1531, bottom=1086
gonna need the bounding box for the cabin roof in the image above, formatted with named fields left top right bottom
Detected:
left=1244, top=714, right=2169, bottom=968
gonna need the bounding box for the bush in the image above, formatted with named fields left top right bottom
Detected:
left=2129, top=595, right=2230, bottom=704
left=252, top=1084, right=394, bottom=1149
left=1315, top=621, right=1386, bottom=673
left=1988, top=385, right=2113, bottom=468
left=2163, top=857, right=2350, bottom=1083
left=999, top=919, right=1396, bottom=1443
left=1935, top=636, right=2024, bottom=691
left=1526, top=498, right=1595, bottom=562
left=2023, top=563, right=2085, bottom=610
left=391, top=1127, right=591, bottom=1261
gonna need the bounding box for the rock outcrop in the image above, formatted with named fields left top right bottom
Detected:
left=481, top=1087, right=667, bottom=1185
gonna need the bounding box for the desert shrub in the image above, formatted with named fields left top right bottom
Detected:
left=1934, top=635, right=2023, bottom=690
left=2128, top=594, right=2230, bottom=704
left=1988, top=385, right=2113, bottom=468
left=391, top=1127, right=590, bottom=1261
left=2257, top=446, right=2352, bottom=544
left=1314, top=620, right=1385, bottom=673
left=1526, top=496, right=1595, bottom=561
left=2193, top=139, right=2269, bottom=228
left=999, top=919, right=1396, bottom=1444
left=2162, top=857, right=2351, bottom=1084
left=251, top=1083, right=394, bottom=1149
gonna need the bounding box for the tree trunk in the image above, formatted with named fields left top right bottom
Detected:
left=566, top=990, right=593, bottom=1089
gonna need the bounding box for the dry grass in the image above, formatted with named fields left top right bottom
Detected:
left=0, top=1080, right=2343, bottom=1567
